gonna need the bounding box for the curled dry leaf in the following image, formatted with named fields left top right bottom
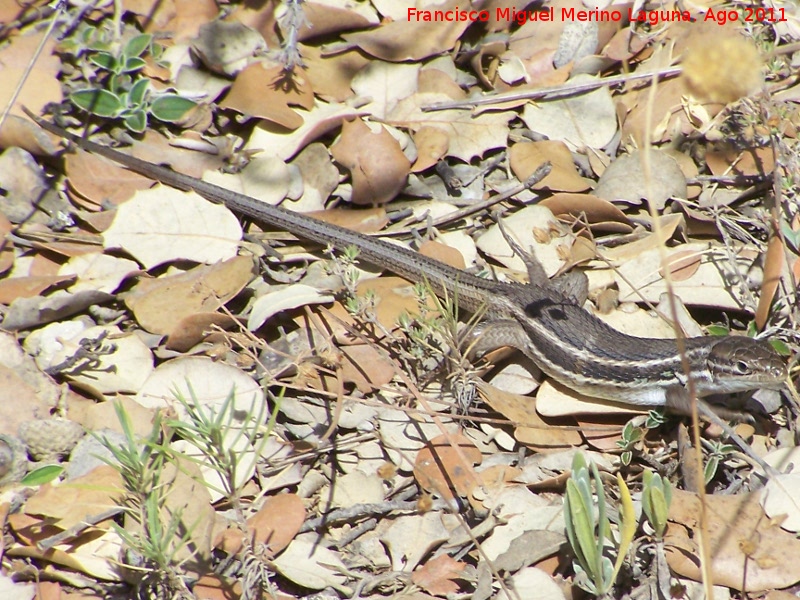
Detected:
left=756, top=236, right=785, bottom=330
left=539, top=193, right=632, bottom=233
left=331, top=118, right=410, bottom=205
left=246, top=99, right=364, bottom=160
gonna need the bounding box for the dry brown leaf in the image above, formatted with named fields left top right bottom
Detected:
left=221, top=63, right=313, bottom=128
left=299, top=45, right=369, bottom=102
left=413, top=433, right=482, bottom=501
left=129, top=0, right=218, bottom=41
left=166, top=313, right=240, bottom=351
left=659, top=250, right=702, bottom=281
left=411, top=554, right=466, bottom=596
left=0, top=32, right=61, bottom=119
left=539, top=193, right=632, bottom=232
left=706, top=146, right=776, bottom=177
left=412, top=126, right=450, bottom=172
left=0, top=114, right=62, bottom=156
left=509, top=141, right=591, bottom=192
left=65, top=149, right=158, bottom=210
left=24, top=465, right=123, bottom=530
left=418, top=239, right=466, bottom=270
left=125, top=255, right=255, bottom=334
left=330, top=119, right=410, bottom=205
left=343, top=0, right=471, bottom=61
left=306, top=206, right=388, bottom=233
left=665, top=490, right=800, bottom=591
left=0, top=275, right=74, bottom=304
left=477, top=381, right=582, bottom=448
left=215, top=493, right=306, bottom=556
left=282, top=0, right=376, bottom=41
left=389, top=92, right=513, bottom=162
left=756, top=235, right=784, bottom=331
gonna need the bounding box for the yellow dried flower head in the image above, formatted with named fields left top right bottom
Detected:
left=681, top=32, right=763, bottom=104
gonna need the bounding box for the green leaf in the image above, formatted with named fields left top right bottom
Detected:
left=612, top=473, right=636, bottom=578
left=704, top=455, right=719, bottom=484
left=565, top=478, right=598, bottom=574
left=150, top=94, right=197, bottom=123
left=124, top=34, right=152, bottom=59
left=122, top=56, right=147, bottom=73
left=706, top=324, right=729, bottom=336
left=771, top=338, right=791, bottom=356
left=71, top=88, right=124, bottom=117
left=89, top=51, right=117, bottom=71
left=128, top=78, right=149, bottom=106
left=123, top=109, right=148, bottom=133
left=20, top=464, right=64, bottom=486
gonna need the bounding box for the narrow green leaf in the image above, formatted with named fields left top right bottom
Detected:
left=150, top=94, right=197, bottom=123
left=71, top=88, right=124, bottom=117
left=612, top=473, right=636, bottom=580
left=20, top=464, right=64, bottom=486
left=566, top=479, right=598, bottom=574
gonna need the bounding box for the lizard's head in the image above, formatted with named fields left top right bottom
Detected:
left=706, top=336, right=786, bottom=393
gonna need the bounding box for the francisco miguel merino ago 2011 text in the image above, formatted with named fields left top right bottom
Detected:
left=407, top=6, right=787, bottom=25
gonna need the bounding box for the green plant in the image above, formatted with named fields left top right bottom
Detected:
left=564, top=452, right=636, bottom=597
left=641, top=469, right=672, bottom=539
left=616, top=410, right=666, bottom=466
left=70, top=32, right=196, bottom=132
left=96, top=402, right=194, bottom=595
left=165, top=385, right=274, bottom=513
left=702, top=439, right=737, bottom=484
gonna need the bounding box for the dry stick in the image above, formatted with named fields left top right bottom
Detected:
left=422, top=66, right=683, bottom=111
left=381, top=162, right=552, bottom=237
left=639, top=67, right=717, bottom=596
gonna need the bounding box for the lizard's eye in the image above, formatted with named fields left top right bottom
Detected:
left=735, top=360, right=749, bottom=374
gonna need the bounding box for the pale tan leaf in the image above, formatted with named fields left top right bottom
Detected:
left=102, top=185, right=242, bottom=269
left=248, top=284, right=334, bottom=331
left=666, top=490, right=800, bottom=591
left=134, top=356, right=263, bottom=422
left=389, top=92, right=513, bottom=162
left=125, top=255, right=255, bottom=335
left=521, top=74, right=616, bottom=151
left=246, top=99, right=364, bottom=161
left=58, top=253, right=140, bottom=294
left=379, top=512, right=458, bottom=571
left=272, top=534, right=348, bottom=589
